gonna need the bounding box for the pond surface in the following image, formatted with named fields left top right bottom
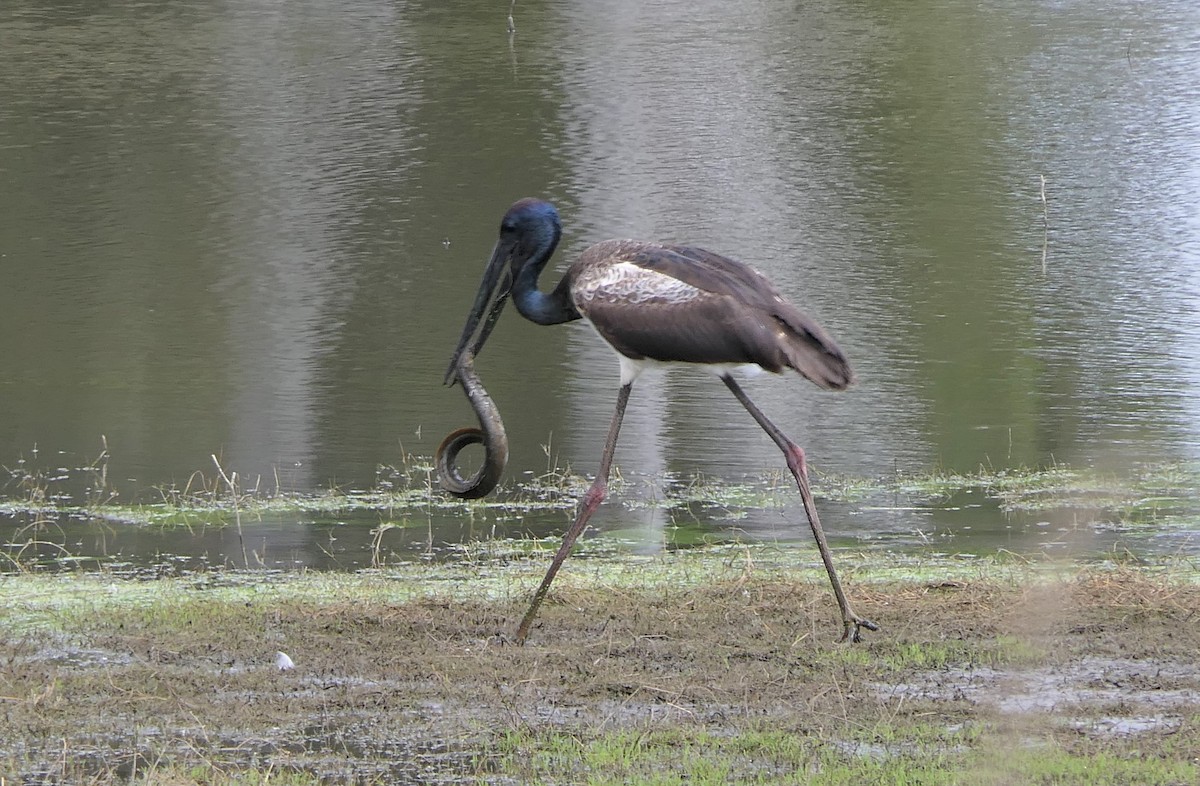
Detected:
left=2, top=0, right=1198, bottom=568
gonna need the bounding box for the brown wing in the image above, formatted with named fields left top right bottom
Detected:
left=572, top=241, right=854, bottom=389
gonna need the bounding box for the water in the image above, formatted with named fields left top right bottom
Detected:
left=2, top=0, right=1198, bottom=568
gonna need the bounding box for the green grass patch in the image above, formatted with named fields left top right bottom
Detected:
left=493, top=725, right=1198, bottom=785
left=877, top=634, right=1043, bottom=672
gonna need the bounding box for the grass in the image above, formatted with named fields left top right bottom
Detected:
left=4, top=444, right=1200, bottom=530
left=2, top=552, right=1199, bottom=783
left=496, top=725, right=1197, bottom=785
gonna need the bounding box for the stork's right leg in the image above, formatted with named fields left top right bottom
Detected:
left=515, top=382, right=632, bottom=644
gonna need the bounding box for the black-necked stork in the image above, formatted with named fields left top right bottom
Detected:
left=444, top=198, right=877, bottom=644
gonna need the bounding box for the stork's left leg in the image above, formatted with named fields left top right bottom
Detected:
left=515, top=382, right=633, bottom=645
left=721, top=374, right=878, bottom=643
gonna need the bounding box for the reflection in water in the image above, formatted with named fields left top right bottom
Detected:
left=1, top=0, right=1198, bottom=564
left=203, top=2, right=415, bottom=489
left=551, top=0, right=908, bottom=493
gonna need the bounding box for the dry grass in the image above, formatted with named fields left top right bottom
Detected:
left=2, top=559, right=1198, bottom=783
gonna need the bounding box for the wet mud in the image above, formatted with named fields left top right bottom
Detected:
left=2, top=564, right=1198, bottom=783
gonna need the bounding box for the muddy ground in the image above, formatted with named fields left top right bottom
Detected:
left=2, top=557, right=1199, bottom=784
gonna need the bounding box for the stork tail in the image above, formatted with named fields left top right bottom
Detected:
left=773, top=312, right=855, bottom=390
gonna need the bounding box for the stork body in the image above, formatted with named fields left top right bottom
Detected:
left=446, top=198, right=877, bottom=643
left=565, top=239, right=855, bottom=389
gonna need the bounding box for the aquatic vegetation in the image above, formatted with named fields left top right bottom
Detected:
left=4, top=453, right=1199, bottom=526
left=2, top=448, right=1198, bottom=575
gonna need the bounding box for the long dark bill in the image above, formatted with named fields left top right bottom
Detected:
left=444, top=240, right=515, bottom=386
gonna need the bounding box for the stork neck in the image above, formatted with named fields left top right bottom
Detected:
left=512, top=243, right=579, bottom=326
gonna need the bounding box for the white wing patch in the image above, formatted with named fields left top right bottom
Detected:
left=572, top=260, right=704, bottom=309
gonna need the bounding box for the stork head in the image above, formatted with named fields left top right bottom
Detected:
left=444, top=199, right=562, bottom=385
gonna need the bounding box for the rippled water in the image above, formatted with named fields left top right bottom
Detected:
left=2, top=0, right=1198, bottom=566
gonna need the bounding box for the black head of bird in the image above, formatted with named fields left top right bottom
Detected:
left=444, top=199, right=570, bottom=387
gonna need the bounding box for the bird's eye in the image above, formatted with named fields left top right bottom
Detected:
left=501, top=220, right=518, bottom=233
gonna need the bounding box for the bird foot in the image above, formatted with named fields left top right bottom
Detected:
left=840, top=616, right=880, bottom=644
left=511, top=623, right=533, bottom=647
left=490, top=630, right=522, bottom=647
